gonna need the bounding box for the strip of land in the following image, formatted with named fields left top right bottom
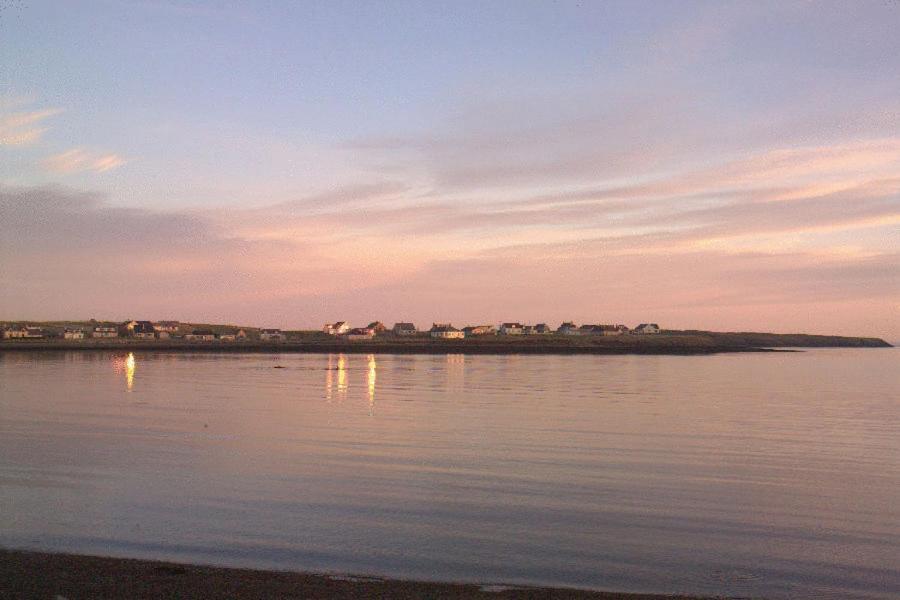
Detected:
left=0, top=330, right=890, bottom=354
left=0, top=548, right=721, bottom=600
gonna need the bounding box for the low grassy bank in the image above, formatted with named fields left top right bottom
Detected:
left=0, top=330, right=889, bottom=354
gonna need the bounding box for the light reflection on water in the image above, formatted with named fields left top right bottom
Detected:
left=0, top=349, right=898, bottom=600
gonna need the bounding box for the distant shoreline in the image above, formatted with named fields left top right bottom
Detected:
left=0, top=548, right=723, bottom=599
left=0, top=330, right=890, bottom=355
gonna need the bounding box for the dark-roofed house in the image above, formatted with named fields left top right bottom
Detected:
left=132, top=321, right=156, bottom=339
left=557, top=322, right=579, bottom=335
left=534, top=323, right=553, bottom=334
left=499, top=323, right=524, bottom=335
left=348, top=327, right=376, bottom=340
left=634, top=323, right=660, bottom=334
left=367, top=321, right=387, bottom=334
left=430, top=323, right=464, bottom=339
left=392, top=322, right=417, bottom=336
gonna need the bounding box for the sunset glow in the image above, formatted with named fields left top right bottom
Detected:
left=1, top=2, right=897, bottom=340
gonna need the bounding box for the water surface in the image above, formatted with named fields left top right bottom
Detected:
left=1, top=350, right=897, bottom=599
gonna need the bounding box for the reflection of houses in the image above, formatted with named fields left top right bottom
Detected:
left=366, top=321, right=387, bottom=334
left=348, top=328, right=376, bottom=340
left=63, top=328, right=85, bottom=340
left=430, top=323, right=464, bottom=339
left=392, top=322, right=417, bottom=336
left=323, top=321, right=350, bottom=335
left=462, top=325, right=495, bottom=337
left=132, top=321, right=156, bottom=339
left=93, top=326, right=119, bottom=338
left=557, top=322, right=579, bottom=335
left=633, top=323, right=660, bottom=334
left=185, top=330, right=216, bottom=341
left=260, top=328, right=285, bottom=341
left=499, top=323, right=524, bottom=335
left=3, top=326, right=45, bottom=339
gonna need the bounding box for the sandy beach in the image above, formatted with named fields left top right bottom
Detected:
left=0, top=549, right=723, bottom=599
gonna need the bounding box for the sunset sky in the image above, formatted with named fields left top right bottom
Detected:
left=2, top=1, right=898, bottom=339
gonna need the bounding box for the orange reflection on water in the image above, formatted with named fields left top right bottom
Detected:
left=367, top=354, right=377, bottom=414
left=325, top=354, right=334, bottom=400
left=337, top=354, right=347, bottom=394
left=125, top=352, right=135, bottom=391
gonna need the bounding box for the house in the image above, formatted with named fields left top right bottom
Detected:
left=4, top=325, right=45, bottom=339
left=219, top=333, right=236, bottom=342
left=63, top=328, right=85, bottom=340
left=132, top=321, right=157, bottom=339
left=236, top=329, right=247, bottom=339
left=499, top=322, right=524, bottom=335
left=634, top=323, right=661, bottom=334
left=522, top=325, right=536, bottom=335
left=534, top=323, right=553, bottom=334
left=392, top=322, right=417, bottom=336
left=462, top=325, right=496, bottom=337
left=92, top=326, right=119, bottom=338
left=260, top=328, right=285, bottom=341
left=156, top=330, right=171, bottom=340
left=366, top=321, right=387, bottom=334
left=185, top=329, right=216, bottom=341
left=154, top=321, right=180, bottom=334
left=430, top=323, right=464, bottom=339
left=323, top=321, right=350, bottom=335
left=557, top=322, right=579, bottom=335
left=348, top=327, right=376, bottom=340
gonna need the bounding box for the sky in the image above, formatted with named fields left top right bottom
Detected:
left=1, top=0, right=898, bottom=339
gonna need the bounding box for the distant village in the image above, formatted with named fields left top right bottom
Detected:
left=2, top=320, right=661, bottom=341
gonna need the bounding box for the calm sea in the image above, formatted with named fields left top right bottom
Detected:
left=0, top=350, right=897, bottom=599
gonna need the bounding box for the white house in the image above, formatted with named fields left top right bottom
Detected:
left=3, top=326, right=40, bottom=339
left=154, top=321, right=180, bottom=334
left=323, top=321, right=351, bottom=335
left=430, top=323, right=464, bottom=339
left=92, top=326, right=119, bottom=338
left=219, top=333, right=236, bottom=342
left=633, top=323, right=661, bottom=334
left=185, top=330, right=216, bottom=341
left=63, top=329, right=85, bottom=340
left=499, top=322, right=525, bottom=335
left=260, top=328, right=285, bottom=341
left=392, top=322, right=417, bottom=336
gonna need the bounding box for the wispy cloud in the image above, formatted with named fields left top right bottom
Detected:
left=0, top=108, right=61, bottom=146
left=42, top=148, right=127, bottom=174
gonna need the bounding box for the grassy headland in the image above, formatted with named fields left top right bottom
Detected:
left=0, top=325, right=890, bottom=355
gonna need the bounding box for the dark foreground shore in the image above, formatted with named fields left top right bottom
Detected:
left=0, top=330, right=890, bottom=355
left=0, top=549, right=721, bottom=600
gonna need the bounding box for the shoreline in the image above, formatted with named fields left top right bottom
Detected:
left=0, top=548, right=723, bottom=599
left=0, top=339, right=791, bottom=355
